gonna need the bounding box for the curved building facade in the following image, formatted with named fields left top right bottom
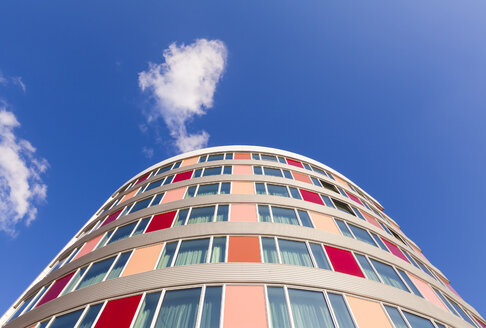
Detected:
left=1, top=146, right=484, bottom=328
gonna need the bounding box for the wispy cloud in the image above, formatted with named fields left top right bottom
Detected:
left=139, top=39, right=227, bottom=153
left=0, top=103, right=48, bottom=235
left=0, top=72, right=26, bottom=92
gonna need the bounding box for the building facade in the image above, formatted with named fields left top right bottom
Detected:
left=1, top=146, right=484, bottom=328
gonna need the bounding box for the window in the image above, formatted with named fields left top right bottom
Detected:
left=321, top=195, right=335, bottom=208
left=327, top=293, right=356, bottom=328
left=129, top=197, right=153, bottom=214
left=333, top=199, right=354, bottom=215
left=187, top=206, right=215, bottom=224
left=157, top=242, right=177, bottom=268
left=278, top=239, right=313, bottom=267
left=107, top=222, right=137, bottom=245
left=132, top=291, right=161, bottom=328
left=76, top=256, right=116, bottom=290
left=258, top=205, right=271, bottom=222
left=278, top=157, right=287, bottom=163
left=174, top=239, right=210, bottom=266
left=320, top=180, right=339, bottom=193
left=106, top=252, right=131, bottom=280
left=272, top=207, right=299, bottom=225
left=61, top=267, right=87, bottom=296
left=267, top=184, right=290, bottom=197
left=289, top=187, right=302, bottom=199
left=311, top=177, right=322, bottom=186
left=369, top=259, right=408, bottom=292
left=335, top=219, right=353, bottom=238
left=384, top=306, right=409, bottom=328
left=133, top=217, right=150, bottom=235
left=262, top=237, right=279, bottom=263
left=154, top=288, right=201, bottom=328
left=210, top=237, right=226, bottom=263
left=200, top=286, right=223, bottom=328
left=348, top=225, right=377, bottom=247
left=267, top=287, right=292, bottom=328
left=288, top=289, right=335, bottom=328
left=297, top=210, right=313, bottom=228
left=208, top=154, right=224, bottom=161
left=371, top=233, right=389, bottom=252
left=264, top=167, right=283, bottom=177
left=261, top=154, right=277, bottom=162
left=253, top=166, right=263, bottom=175
left=77, top=303, right=103, bottom=328
left=216, top=205, right=229, bottom=221
left=283, top=170, right=293, bottom=179
left=403, top=311, right=436, bottom=328
left=49, top=309, right=84, bottom=328
left=309, top=243, right=331, bottom=270
left=354, top=254, right=380, bottom=282
left=197, top=184, right=220, bottom=196
left=397, top=269, right=422, bottom=297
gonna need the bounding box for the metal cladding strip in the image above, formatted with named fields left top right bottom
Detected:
left=5, top=263, right=472, bottom=328
left=24, top=220, right=467, bottom=317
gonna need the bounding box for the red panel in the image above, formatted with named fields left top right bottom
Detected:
left=299, top=189, right=324, bottom=205
left=95, top=294, right=142, bottom=328
left=100, top=209, right=123, bottom=228
left=324, top=246, right=365, bottom=278
left=173, top=170, right=194, bottom=183
left=286, top=158, right=304, bottom=168
left=36, top=272, right=75, bottom=307
left=145, top=211, right=177, bottom=233
left=134, top=173, right=150, bottom=185
left=345, top=191, right=363, bottom=206
left=381, top=239, right=410, bottom=263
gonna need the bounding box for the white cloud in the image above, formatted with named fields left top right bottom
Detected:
left=139, top=39, right=227, bottom=153
left=0, top=72, right=26, bottom=92
left=0, top=105, right=48, bottom=235
left=142, top=146, right=154, bottom=159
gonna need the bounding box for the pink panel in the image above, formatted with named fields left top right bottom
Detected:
left=73, top=234, right=104, bottom=261
left=381, top=239, right=410, bottom=263
left=233, top=165, right=253, bottom=175
left=409, top=275, right=448, bottom=311
left=223, top=286, right=268, bottom=328
left=173, top=170, right=193, bottom=183
left=100, top=209, right=123, bottom=228
left=134, top=173, right=150, bottom=185
left=299, top=189, right=324, bottom=205
left=292, top=171, right=312, bottom=184
left=345, top=191, right=364, bottom=206
left=36, top=272, right=75, bottom=307
left=230, top=204, right=257, bottom=222
left=160, top=187, right=186, bottom=204
left=324, top=246, right=365, bottom=278
left=146, top=211, right=177, bottom=232
left=362, top=212, right=383, bottom=230
left=94, top=294, right=142, bottom=328
left=286, top=158, right=303, bottom=168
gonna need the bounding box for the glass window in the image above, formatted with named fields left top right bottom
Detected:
left=156, top=165, right=172, bottom=175
left=321, top=195, right=335, bottom=208
left=208, top=154, right=224, bottom=161
left=163, top=175, right=174, bottom=185
left=252, top=153, right=260, bottom=160
left=220, top=183, right=231, bottom=194
left=355, top=254, right=380, bottom=282
left=283, top=170, right=293, bottom=179
left=433, top=289, right=458, bottom=315
left=289, top=187, right=302, bottom=199
left=154, top=288, right=201, bottom=328
left=150, top=193, right=164, bottom=206
left=327, top=172, right=335, bottom=180
left=267, top=184, right=289, bottom=197
left=61, top=267, right=87, bottom=296
left=352, top=207, right=365, bottom=220
left=107, top=222, right=137, bottom=245
left=223, top=166, right=232, bottom=174
left=255, top=183, right=266, bottom=194
left=261, top=154, right=277, bottom=162
left=174, top=209, right=189, bottom=226
left=200, top=286, right=223, bottom=328
left=327, top=293, right=356, bottom=328
left=278, top=239, right=313, bottom=267
left=264, top=167, right=283, bottom=177
left=106, top=252, right=131, bottom=280
left=297, top=210, right=313, bottom=228
left=38, top=321, right=51, bottom=328
left=370, top=259, right=409, bottom=292
left=333, top=199, right=354, bottom=215
left=384, top=306, right=409, bottom=328
left=145, top=179, right=164, bottom=192
left=95, top=230, right=114, bottom=250
left=403, top=252, right=420, bottom=269
left=77, top=303, right=103, bottom=328
left=309, top=244, right=331, bottom=270
left=129, top=198, right=153, bottom=214
left=49, top=309, right=84, bottom=328
left=188, top=206, right=215, bottom=224
left=225, top=153, right=233, bottom=160
left=133, top=217, right=151, bottom=236
left=335, top=219, right=353, bottom=238
left=203, top=167, right=222, bottom=176
left=403, top=311, right=435, bottom=328
left=262, top=237, right=279, bottom=263
left=193, top=169, right=203, bottom=178
left=288, top=289, right=335, bottom=328
left=258, top=205, right=272, bottom=222
left=185, top=186, right=197, bottom=198
left=447, top=298, right=476, bottom=326
left=303, top=163, right=312, bottom=170
left=132, top=292, right=161, bottom=328
left=337, top=188, right=348, bottom=197
left=157, top=242, right=178, bottom=268
left=210, top=237, right=226, bottom=263
left=172, top=161, right=181, bottom=169
left=76, top=257, right=116, bottom=290
left=253, top=166, right=263, bottom=175
left=397, top=269, right=422, bottom=297
left=267, top=287, right=291, bottom=328
left=371, top=233, right=389, bottom=252
left=174, top=239, right=210, bottom=266
left=216, top=205, right=229, bottom=222
left=311, top=177, right=321, bottom=187
left=197, top=184, right=219, bottom=196
left=348, top=225, right=377, bottom=247
left=199, top=155, right=207, bottom=162
left=272, top=207, right=299, bottom=225
left=278, top=157, right=286, bottom=163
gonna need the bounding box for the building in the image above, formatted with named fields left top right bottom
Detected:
left=1, top=146, right=484, bottom=328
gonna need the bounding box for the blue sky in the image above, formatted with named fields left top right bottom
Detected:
left=1, top=0, right=485, bottom=318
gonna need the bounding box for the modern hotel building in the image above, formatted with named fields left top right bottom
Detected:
left=1, top=146, right=484, bottom=328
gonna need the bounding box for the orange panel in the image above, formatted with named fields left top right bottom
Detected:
left=180, top=156, right=198, bottom=167
left=231, top=182, right=254, bottom=195
left=161, top=187, right=186, bottom=204
left=346, top=296, right=393, bottom=328
left=233, top=165, right=253, bottom=175
left=122, top=243, right=164, bottom=276
left=292, top=171, right=312, bottom=184
left=333, top=175, right=349, bottom=188
left=234, top=153, right=251, bottom=160
left=230, top=204, right=257, bottom=222
left=223, top=285, right=267, bottom=328
left=120, top=188, right=139, bottom=204
left=73, top=234, right=104, bottom=261
left=228, top=236, right=261, bottom=262
left=409, top=275, right=448, bottom=311
left=309, top=212, right=340, bottom=234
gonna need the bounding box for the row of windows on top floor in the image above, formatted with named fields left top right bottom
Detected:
left=10, top=283, right=470, bottom=328
left=9, top=234, right=476, bottom=327
left=59, top=202, right=448, bottom=303
left=90, top=178, right=409, bottom=255
left=103, top=163, right=389, bottom=228
left=114, top=151, right=384, bottom=216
